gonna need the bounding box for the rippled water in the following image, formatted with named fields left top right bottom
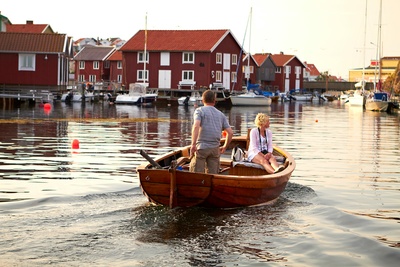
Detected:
left=0, top=100, right=399, bottom=266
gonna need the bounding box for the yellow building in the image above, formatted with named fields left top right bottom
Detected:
left=349, top=57, right=400, bottom=83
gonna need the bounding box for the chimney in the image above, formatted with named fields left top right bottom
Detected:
left=26, top=20, right=33, bottom=24
left=280, top=51, right=284, bottom=55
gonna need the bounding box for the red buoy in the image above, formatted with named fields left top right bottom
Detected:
left=72, top=139, right=80, bottom=149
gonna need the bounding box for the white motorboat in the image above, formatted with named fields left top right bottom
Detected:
left=347, top=90, right=366, bottom=106
left=177, top=91, right=203, bottom=106
left=114, top=83, right=157, bottom=105
left=61, top=90, right=94, bottom=102
left=230, top=91, right=272, bottom=106
left=365, top=92, right=389, bottom=112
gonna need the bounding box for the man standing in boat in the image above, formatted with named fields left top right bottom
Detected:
left=190, top=90, right=233, bottom=174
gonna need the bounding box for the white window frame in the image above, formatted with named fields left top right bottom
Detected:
left=182, top=52, right=194, bottom=64
left=117, top=61, right=122, bottom=69
left=138, top=51, right=149, bottom=63
left=18, top=54, right=35, bottom=71
left=93, top=61, right=99, bottom=70
left=182, top=70, right=194, bottom=80
left=138, top=70, right=149, bottom=82
left=285, top=66, right=291, bottom=74
left=216, top=53, right=222, bottom=64
left=79, top=61, right=85, bottom=69
left=275, top=67, right=281, bottom=73
left=232, top=54, right=238, bottom=65
left=231, top=72, right=237, bottom=83
left=160, top=52, right=170, bottom=66
left=89, top=75, right=96, bottom=83
left=104, top=61, right=110, bottom=69
left=216, top=71, right=222, bottom=82
left=117, top=75, right=122, bottom=83
left=78, top=74, right=85, bottom=82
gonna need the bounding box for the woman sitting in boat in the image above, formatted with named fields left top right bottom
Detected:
left=247, top=113, right=284, bottom=174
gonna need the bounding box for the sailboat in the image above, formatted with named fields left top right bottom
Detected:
left=230, top=8, right=272, bottom=106
left=365, top=0, right=389, bottom=112
left=348, top=0, right=368, bottom=107
left=115, top=13, right=157, bottom=105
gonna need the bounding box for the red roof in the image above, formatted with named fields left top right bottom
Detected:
left=121, top=29, right=230, bottom=52
left=106, top=49, right=122, bottom=61
left=0, top=32, right=68, bottom=53
left=7, top=23, right=52, bottom=33
left=305, top=63, right=320, bottom=76
left=252, top=53, right=271, bottom=66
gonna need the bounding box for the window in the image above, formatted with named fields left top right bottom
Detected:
left=79, top=61, right=85, bottom=69
left=216, top=53, right=222, bottom=64
left=138, top=70, right=148, bottom=81
left=216, top=71, right=222, bottom=82
left=231, top=72, right=237, bottom=83
left=93, top=61, right=99, bottom=69
left=295, top=66, right=302, bottom=75
left=89, top=75, right=96, bottom=83
left=117, top=61, right=122, bottom=69
left=138, top=51, right=149, bottom=63
left=160, top=52, right=170, bottom=66
left=104, top=61, right=110, bottom=69
left=232, top=54, right=238, bottom=65
left=182, top=52, right=194, bottom=63
left=182, top=70, right=194, bottom=80
left=117, top=75, right=122, bottom=83
left=275, top=67, right=281, bottom=73
left=18, top=54, right=35, bottom=71
left=285, top=66, right=291, bottom=74
left=78, top=74, right=85, bottom=82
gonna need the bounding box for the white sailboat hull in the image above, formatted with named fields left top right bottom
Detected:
left=365, top=100, right=388, bottom=112
left=230, top=92, right=272, bottom=106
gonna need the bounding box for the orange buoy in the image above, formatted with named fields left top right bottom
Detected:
left=315, top=119, right=318, bottom=123
left=222, top=131, right=227, bottom=138
left=72, top=139, right=80, bottom=149
left=44, top=103, right=51, bottom=109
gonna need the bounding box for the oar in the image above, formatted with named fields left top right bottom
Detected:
left=169, top=160, right=178, bottom=208
left=139, top=150, right=162, bottom=169
left=169, top=155, right=193, bottom=208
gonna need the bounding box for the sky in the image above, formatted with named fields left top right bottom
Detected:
left=2, top=0, right=399, bottom=80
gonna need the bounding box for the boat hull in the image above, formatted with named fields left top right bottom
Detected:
left=230, top=94, right=272, bottom=106
left=137, top=136, right=295, bottom=209
left=115, top=94, right=157, bottom=105
left=365, top=100, right=388, bottom=112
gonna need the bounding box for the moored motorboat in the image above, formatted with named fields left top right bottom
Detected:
left=365, top=92, right=389, bottom=112
left=136, top=134, right=295, bottom=209
left=177, top=91, right=203, bottom=106
left=61, top=90, right=94, bottom=102
left=115, top=83, right=157, bottom=105
left=230, top=91, right=272, bottom=106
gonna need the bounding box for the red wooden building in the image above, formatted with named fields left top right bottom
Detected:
left=0, top=32, right=72, bottom=88
left=120, top=29, right=254, bottom=92
left=73, top=46, right=115, bottom=84
left=105, top=49, right=123, bottom=89
left=269, top=52, right=306, bottom=93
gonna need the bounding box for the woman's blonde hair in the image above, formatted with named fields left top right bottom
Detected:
left=254, top=113, right=269, bottom=128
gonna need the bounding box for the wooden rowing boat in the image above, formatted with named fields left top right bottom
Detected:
left=136, top=135, right=296, bottom=209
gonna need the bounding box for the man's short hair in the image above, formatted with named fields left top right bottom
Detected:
left=202, top=90, right=216, bottom=104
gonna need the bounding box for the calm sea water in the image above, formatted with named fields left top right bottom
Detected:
left=0, top=100, right=399, bottom=267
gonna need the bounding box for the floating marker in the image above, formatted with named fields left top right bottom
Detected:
left=72, top=139, right=80, bottom=149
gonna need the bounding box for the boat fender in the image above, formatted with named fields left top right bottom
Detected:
left=231, top=145, right=245, bottom=162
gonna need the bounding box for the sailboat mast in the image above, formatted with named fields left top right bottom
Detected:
left=361, top=0, right=368, bottom=93
left=143, top=13, right=147, bottom=85
left=377, top=0, right=382, bottom=90
left=246, top=7, right=252, bottom=87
